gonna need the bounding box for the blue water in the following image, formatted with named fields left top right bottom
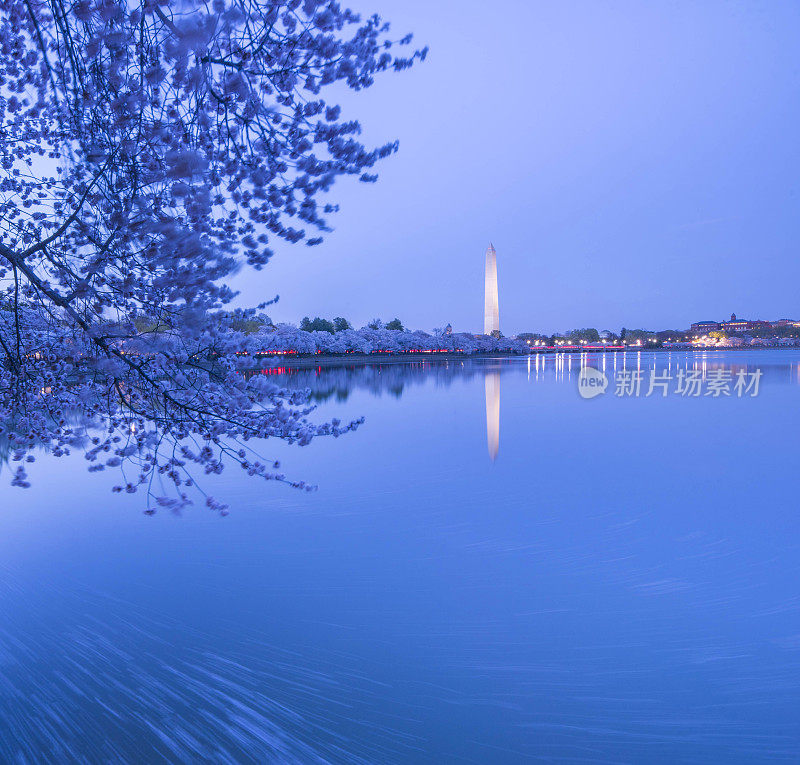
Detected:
left=2, top=351, right=800, bottom=762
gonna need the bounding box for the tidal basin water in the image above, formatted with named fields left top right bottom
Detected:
left=2, top=350, right=800, bottom=762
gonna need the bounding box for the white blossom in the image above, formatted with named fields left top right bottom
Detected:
left=0, top=0, right=425, bottom=511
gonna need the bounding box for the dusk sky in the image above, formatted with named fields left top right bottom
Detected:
left=232, top=0, right=800, bottom=335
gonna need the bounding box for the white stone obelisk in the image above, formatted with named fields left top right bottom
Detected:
left=484, top=243, right=500, bottom=336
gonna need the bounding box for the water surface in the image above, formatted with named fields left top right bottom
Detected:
left=2, top=351, right=800, bottom=762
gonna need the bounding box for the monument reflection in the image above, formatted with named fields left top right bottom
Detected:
left=251, top=352, right=800, bottom=465
left=484, top=371, right=500, bottom=461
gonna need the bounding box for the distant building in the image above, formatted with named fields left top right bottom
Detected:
left=444, top=323, right=452, bottom=336
left=744, top=320, right=772, bottom=330
left=721, top=313, right=772, bottom=333
left=692, top=313, right=774, bottom=335
left=689, top=313, right=800, bottom=345
left=719, top=312, right=750, bottom=333
left=722, top=320, right=749, bottom=332
left=691, top=320, right=720, bottom=334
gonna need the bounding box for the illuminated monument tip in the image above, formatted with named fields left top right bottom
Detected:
left=484, top=243, right=500, bottom=337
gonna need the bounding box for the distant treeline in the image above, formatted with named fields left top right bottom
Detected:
left=517, top=328, right=691, bottom=346
left=300, top=317, right=404, bottom=333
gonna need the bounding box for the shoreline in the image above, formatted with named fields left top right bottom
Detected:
left=248, top=346, right=800, bottom=370
left=253, top=351, right=524, bottom=369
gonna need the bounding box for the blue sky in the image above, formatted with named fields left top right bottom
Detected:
left=231, top=0, right=800, bottom=335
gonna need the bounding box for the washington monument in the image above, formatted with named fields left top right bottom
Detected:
left=484, top=243, right=500, bottom=336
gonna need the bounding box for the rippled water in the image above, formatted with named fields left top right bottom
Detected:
left=2, top=350, right=800, bottom=762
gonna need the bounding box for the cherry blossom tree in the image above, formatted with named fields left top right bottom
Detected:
left=0, top=0, right=425, bottom=510
left=242, top=322, right=529, bottom=355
